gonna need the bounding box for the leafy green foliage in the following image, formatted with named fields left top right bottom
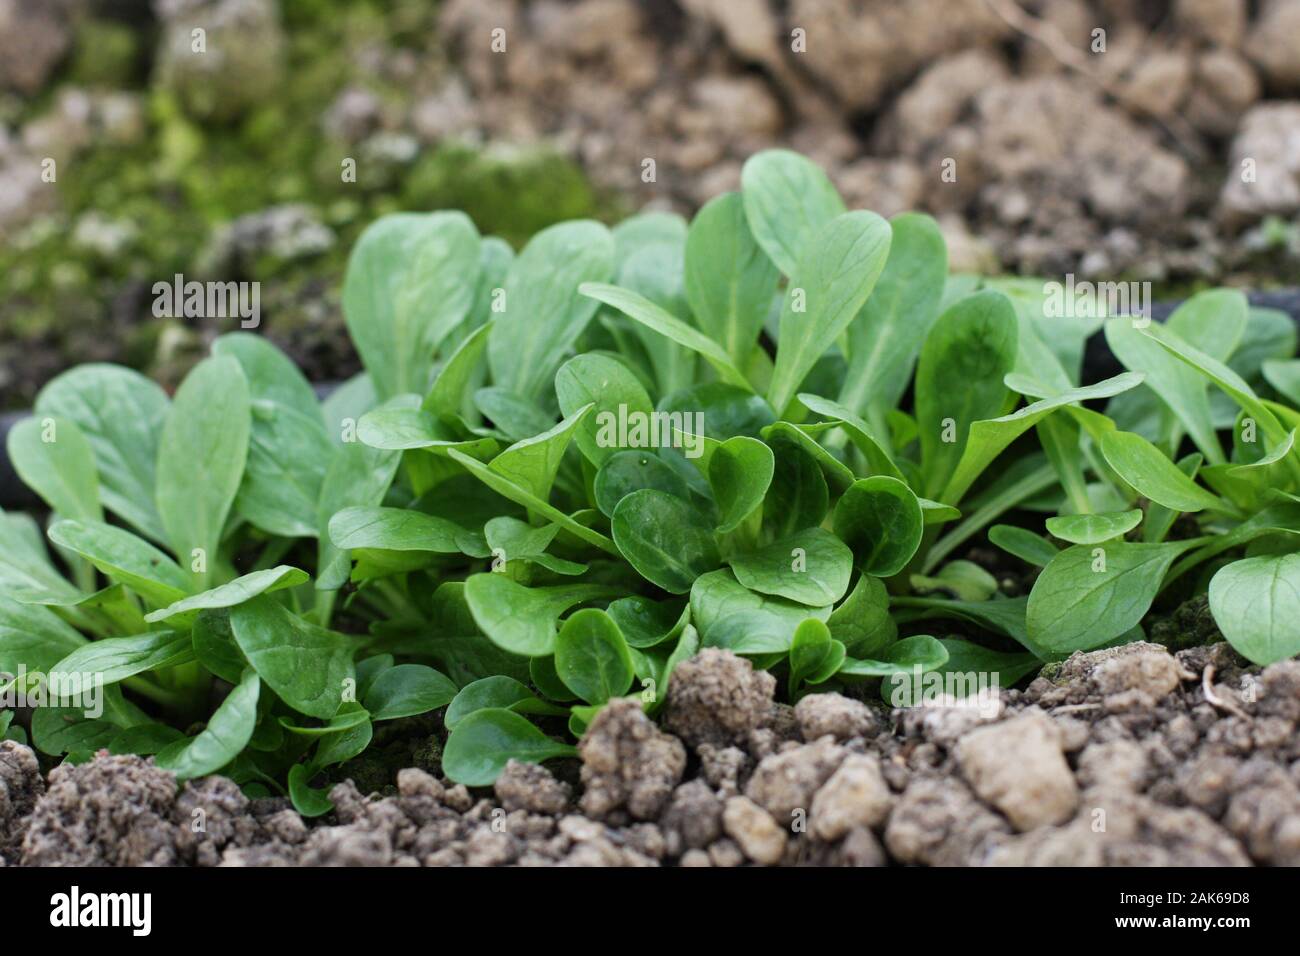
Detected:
left=4, top=149, right=1299, bottom=801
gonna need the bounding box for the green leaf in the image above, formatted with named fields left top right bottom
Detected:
left=690, top=568, right=831, bottom=643
left=1263, top=358, right=1300, bottom=406
left=581, top=282, right=751, bottom=389
left=612, top=489, right=722, bottom=593
left=887, top=638, right=1038, bottom=705
left=0, top=596, right=87, bottom=675
left=788, top=618, right=842, bottom=694
left=1139, top=319, right=1293, bottom=454
left=464, top=574, right=618, bottom=657
left=315, top=437, right=401, bottom=594
left=155, top=669, right=260, bottom=780
left=483, top=516, right=585, bottom=575
left=212, top=335, right=333, bottom=538
left=6, top=415, right=101, bottom=521
left=988, top=524, right=1059, bottom=566
left=486, top=404, right=593, bottom=504
left=1099, top=430, right=1228, bottom=513
left=35, top=364, right=170, bottom=541
left=916, top=291, right=1019, bottom=498
left=605, top=595, right=689, bottom=649
left=47, top=519, right=191, bottom=606
left=940, top=372, right=1144, bottom=505
left=362, top=663, right=458, bottom=720
left=827, top=574, right=896, bottom=657
left=684, top=191, right=781, bottom=365
left=763, top=440, right=829, bottom=538
left=795, top=393, right=905, bottom=482
left=192, top=610, right=246, bottom=684
left=237, top=401, right=334, bottom=537
left=287, top=764, right=335, bottom=818
left=230, top=596, right=355, bottom=719
left=50, top=631, right=191, bottom=688
left=445, top=676, right=567, bottom=731
left=910, top=560, right=998, bottom=602
left=832, top=477, right=924, bottom=577
left=212, top=332, right=321, bottom=421
left=328, top=506, right=488, bottom=559
left=343, top=211, right=481, bottom=400
left=556, top=353, right=655, bottom=466
left=155, top=355, right=251, bottom=588
left=892, top=594, right=1043, bottom=658
left=760, top=422, right=856, bottom=495
left=0, top=509, right=82, bottom=602
left=729, top=527, right=852, bottom=606
left=424, top=322, right=492, bottom=420
left=708, top=436, right=774, bottom=533
left=488, top=220, right=615, bottom=401
left=145, top=566, right=309, bottom=623
left=278, top=709, right=371, bottom=737
left=1026, top=540, right=1201, bottom=656
left=593, top=450, right=691, bottom=519
left=1045, top=509, right=1144, bottom=545
left=766, top=211, right=892, bottom=416
left=447, top=448, right=618, bottom=555
left=839, top=212, right=948, bottom=429
left=473, top=387, right=557, bottom=441
left=442, top=708, right=577, bottom=787
left=1208, top=554, right=1300, bottom=665
left=740, top=149, right=846, bottom=276
left=838, top=634, right=948, bottom=677
left=555, top=608, right=635, bottom=705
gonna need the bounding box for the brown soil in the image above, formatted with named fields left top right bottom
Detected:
left=4, top=640, right=1299, bottom=867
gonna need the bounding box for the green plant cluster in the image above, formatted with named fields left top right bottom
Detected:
left=3, top=150, right=1299, bottom=811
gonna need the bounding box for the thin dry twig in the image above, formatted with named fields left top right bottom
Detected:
left=981, top=0, right=1205, bottom=160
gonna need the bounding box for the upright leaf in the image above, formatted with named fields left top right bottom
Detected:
left=156, top=355, right=251, bottom=588
left=343, top=211, right=481, bottom=400
left=915, top=292, right=1018, bottom=498
left=6, top=416, right=101, bottom=522
left=684, top=192, right=780, bottom=365
left=766, top=211, right=892, bottom=416
left=740, top=149, right=846, bottom=276
left=839, top=212, right=948, bottom=429
left=35, top=364, right=169, bottom=541
left=488, top=220, right=614, bottom=401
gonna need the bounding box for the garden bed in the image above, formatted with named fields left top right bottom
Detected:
left=2, top=149, right=1299, bottom=868
left=3, top=640, right=1297, bottom=867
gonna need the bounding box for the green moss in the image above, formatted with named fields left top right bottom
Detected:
left=403, top=144, right=618, bottom=247
left=68, top=19, right=144, bottom=88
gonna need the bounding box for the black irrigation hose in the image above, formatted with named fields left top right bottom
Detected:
left=4, top=289, right=1300, bottom=511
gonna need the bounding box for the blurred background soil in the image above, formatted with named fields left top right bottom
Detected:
left=2, top=0, right=1299, bottom=408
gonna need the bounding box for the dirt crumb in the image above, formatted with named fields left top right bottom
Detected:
left=495, top=760, right=572, bottom=815
left=664, top=648, right=776, bottom=748
left=885, top=776, right=1010, bottom=866
left=0, top=741, right=42, bottom=863
left=811, top=753, right=892, bottom=841
left=579, top=698, right=686, bottom=820
left=744, top=735, right=845, bottom=821
left=21, top=752, right=179, bottom=866
left=659, top=779, right=722, bottom=856
left=795, top=692, right=880, bottom=741
left=722, top=795, right=786, bottom=865
left=956, top=710, right=1078, bottom=831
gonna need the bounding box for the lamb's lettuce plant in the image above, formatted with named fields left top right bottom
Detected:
left=3, top=149, right=1298, bottom=801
